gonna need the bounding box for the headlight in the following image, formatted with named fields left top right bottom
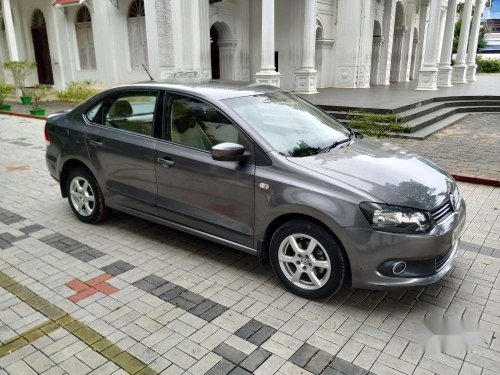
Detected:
left=360, top=202, right=433, bottom=233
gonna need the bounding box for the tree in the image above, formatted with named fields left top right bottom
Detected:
left=2, top=61, right=37, bottom=96
left=452, top=21, right=487, bottom=54
left=453, top=20, right=462, bottom=54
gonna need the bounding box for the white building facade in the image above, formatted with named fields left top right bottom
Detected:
left=0, top=0, right=486, bottom=94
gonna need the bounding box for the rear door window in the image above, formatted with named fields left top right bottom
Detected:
left=101, top=91, right=158, bottom=137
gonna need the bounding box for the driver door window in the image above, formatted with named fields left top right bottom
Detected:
left=103, top=91, right=158, bottom=136
left=168, top=96, right=239, bottom=151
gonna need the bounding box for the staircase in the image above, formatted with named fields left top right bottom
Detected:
left=319, top=96, right=500, bottom=139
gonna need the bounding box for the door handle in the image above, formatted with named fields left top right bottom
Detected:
left=157, top=157, right=175, bottom=168
left=89, top=139, right=103, bottom=147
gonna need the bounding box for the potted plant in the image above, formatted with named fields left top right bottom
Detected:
left=29, top=85, right=51, bottom=116
left=0, top=78, right=15, bottom=111
left=2, top=61, right=37, bottom=105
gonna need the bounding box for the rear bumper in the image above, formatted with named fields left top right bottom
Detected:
left=339, top=200, right=466, bottom=290
left=46, top=155, right=59, bottom=182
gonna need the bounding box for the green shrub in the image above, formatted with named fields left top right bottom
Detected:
left=2, top=61, right=37, bottom=96
left=346, top=111, right=408, bottom=139
left=0, top=78, right=15, bottom=105
left=27, top=85, right=52, bottom=109
left=476, top=56, right=500, bottom=73
left=56, top=80, right=101, bottom=103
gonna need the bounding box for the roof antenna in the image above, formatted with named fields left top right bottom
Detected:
left=142, top=64, right=154, bottom=81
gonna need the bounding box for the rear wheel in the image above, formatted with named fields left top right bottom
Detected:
left=66, top=167, right=108, bottom=224
left=269, top=220, right=346, bottom=299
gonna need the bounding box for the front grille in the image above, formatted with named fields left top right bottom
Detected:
left=430, top=200, right=454, bottom=224
left=435, top=246, right=454, bottom=271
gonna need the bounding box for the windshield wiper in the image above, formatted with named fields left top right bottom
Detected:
left=318, top=130, right=356, bottom=154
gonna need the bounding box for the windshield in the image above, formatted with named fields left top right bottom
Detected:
left=223, top=92, right=351, bottom=157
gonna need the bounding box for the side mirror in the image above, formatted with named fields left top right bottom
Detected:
left=212, top=142, right=248, bottom=162
left=354, top=131, right=364, bottom=139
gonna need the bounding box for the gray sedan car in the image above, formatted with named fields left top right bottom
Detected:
left=45, top=81, right=466, bottom=299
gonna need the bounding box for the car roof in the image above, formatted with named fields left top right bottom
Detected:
left=126, top=80, right=285, bottom=100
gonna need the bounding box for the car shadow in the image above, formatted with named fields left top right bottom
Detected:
left=95, top=210, right=435, bottom=317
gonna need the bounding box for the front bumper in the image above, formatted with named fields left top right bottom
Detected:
left=339, top=199, right=466, bottom=290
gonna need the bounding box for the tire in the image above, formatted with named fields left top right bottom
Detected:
left=66, top=167, right=108, bottom=224
left=269, top=220, right=346, bottom=299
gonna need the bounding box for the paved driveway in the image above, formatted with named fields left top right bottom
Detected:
left=0, top=114, right=499, bottom=375
left=390, top=114, right=500, bottom=181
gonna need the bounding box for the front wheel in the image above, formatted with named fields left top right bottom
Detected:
left=269, top=220, right=346, bottom=299
left=66, top=167, right=108, bottom=224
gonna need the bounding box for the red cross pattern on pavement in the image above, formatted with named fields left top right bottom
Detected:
left=5, top=165, right=30, bottom=173
left=66, top=273, right=118, bottom=302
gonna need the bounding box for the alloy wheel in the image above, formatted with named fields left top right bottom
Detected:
left=69, top=176, right=95, bottom=217
left=278, top=233, right=332, bottom=290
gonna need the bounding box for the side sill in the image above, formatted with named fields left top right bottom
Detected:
left=112, top=205, right=258, bottom=256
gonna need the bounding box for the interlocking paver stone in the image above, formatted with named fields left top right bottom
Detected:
left=227, top=366, right=252, bottom=375
left=200, top=303, right=230, bottom=322
left=235, top=319, right=263, bottom=340
left=247, top=324, right=277, bottom=346
left=213, top=342, right=247, bottom=364
left=239, top=347, right=272, bottom=373
left=305, top=349, right=334, bottom=374
left=205, top=358, right=235, bottom=375
left=289, top=343, right=319, bottom=368
left=190, top=299, right=217, bottom=316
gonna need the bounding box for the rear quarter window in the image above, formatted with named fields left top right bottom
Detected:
left=85, top=101, right=104, bottom=124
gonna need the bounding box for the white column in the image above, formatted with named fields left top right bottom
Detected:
left=400, top=0, right=417, bottom=82
left=466, top=0, right=486, bottom=81
left=255, top=0, right=280, bottom=87
left=390, top=26, right=407, bottom=82
left=295, top=0, right=318, bottom=94
left=414, top=1, right=430, bottom=76
left=238, top=0, right=250, bottom=81
left=438, top=0, right=458, bottom=86
left=416, top=0, right=443, bottom=90
left=379, top=0, right=397, bottom=85
left=435, top=8, right=447, bottom=64
left=370, top=36, right=385, bottom=86
left=199, top=0, right=211, bottom=79
left=1, top=0, right=19, bottom=61
left=452, top=0, right=473, bottom=83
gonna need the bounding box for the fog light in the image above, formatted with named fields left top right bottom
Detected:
left=392, top=261, right=407, bottom=275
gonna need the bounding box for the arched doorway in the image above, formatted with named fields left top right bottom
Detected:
left=31, top=9, right=53, bottom=85
left=409, top=28, right=419, bottom=80
left=370, top=21, right=384, bottom=86
left=127, top=0, right=148, bottom=69
left=75, top=6, right=96, bottom=70
left=210, top=21, right=236, bottom=80
left=390, top=2, right=406, bottom=82
left=210, top=26, right=220, bottom=79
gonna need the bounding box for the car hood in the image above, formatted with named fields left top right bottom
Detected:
left=287, top=138, right=452, bottom=211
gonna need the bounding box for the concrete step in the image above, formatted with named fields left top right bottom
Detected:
left=320, top=95, right=500, bottom=114
left=325, top=97, right=500, bottom=137
left=398, top=100, right=500, bottom=121
left=392, top=113, right=470, bottom=139
left=406, top=105, right=500, bottom=132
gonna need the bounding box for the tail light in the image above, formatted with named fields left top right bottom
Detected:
left=44, top=124, right=51, bottom=146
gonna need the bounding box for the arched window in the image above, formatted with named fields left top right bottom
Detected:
left=32, top=9, right=46, bottom=28
left=127, top=0, right=148, bottom=69
left=75, top=6, right=96, bottom=70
